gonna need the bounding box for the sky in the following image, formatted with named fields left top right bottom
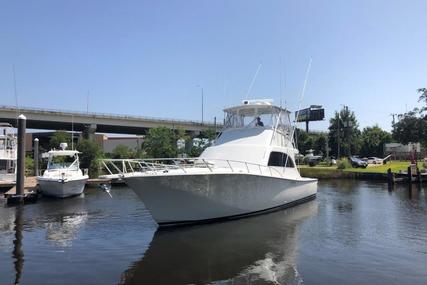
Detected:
left=1, top=0, right=427, bottom=132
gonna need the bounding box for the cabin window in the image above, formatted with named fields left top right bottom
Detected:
left=268, top=152, right=295, bottom=167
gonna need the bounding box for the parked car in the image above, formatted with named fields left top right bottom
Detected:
left=307, top=155, right=323, bottom=167
left=366, top=157, right=383, bottom=164
left=349, top=156, right=368, bottom=168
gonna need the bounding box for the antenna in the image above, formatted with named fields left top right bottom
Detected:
left=280, top=57, right=284, bottom=108
left=245, top=62, right=262, bottom=100
left=71, top=114, right=74, bottom=150
left=223, top=75, right=229, bottom=108
left=290, top=58, right=312, bottom=144
left=293, top=57, right=313, bottom=131
left=286, top=57, right=312, bottom=173
left=86, top=91, right=90, bottom=114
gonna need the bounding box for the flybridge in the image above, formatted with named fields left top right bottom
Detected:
left=223, top=99, right=292, bottom=135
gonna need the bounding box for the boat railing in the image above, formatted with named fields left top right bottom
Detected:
left=99, top=158, right=286, bottom=178
left=0, top=149, right=17, bottom=160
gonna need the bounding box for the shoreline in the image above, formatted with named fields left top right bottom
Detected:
left=299, top=167, right=389, bottom=180
left=299, top=164, right=426, bottom=182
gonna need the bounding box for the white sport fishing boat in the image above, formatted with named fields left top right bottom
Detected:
left=38, top=143, right=89, bottom=198
left=0, top=123, right=17, bottom=184
left=124, top=99, right=318, bottom=226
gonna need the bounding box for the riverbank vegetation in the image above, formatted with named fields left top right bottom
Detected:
left=297, top=88, right=427, bottom=165
left=300, top=160, right=423, bottom=173
left=39, top=127, right=216, bottom=177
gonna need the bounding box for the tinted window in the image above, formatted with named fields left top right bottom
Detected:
left=268, top=152, right=295, bottom=167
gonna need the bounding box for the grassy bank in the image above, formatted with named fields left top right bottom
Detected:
left=298, top=161, right=425, bottom=179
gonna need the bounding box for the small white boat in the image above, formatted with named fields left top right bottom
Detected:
left=123, top=99, right=318, bottom=226
left=0, top=123, right=17, bottom=184
left=38, top=143, right=88, bottom=198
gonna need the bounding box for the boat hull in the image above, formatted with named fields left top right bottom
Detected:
left=38, top=177, right=88, bottom=198
left=125, top=173, right=317, bottom=226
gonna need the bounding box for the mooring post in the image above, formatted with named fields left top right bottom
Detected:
left=16, top=114, right=27, bottom=201
left=34, top=138, right=39, bottom=177
left=407, top=166, right=412, bottom=184
left=416, top=167, right=421, bottom=185
left=387, top=168, right=393, bottom=188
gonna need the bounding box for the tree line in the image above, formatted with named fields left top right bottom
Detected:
left=297, top=88, right=427, bottom=158
left=41, top=127, right=217, bottom=177
left=297, top=111, right=392, bottom=159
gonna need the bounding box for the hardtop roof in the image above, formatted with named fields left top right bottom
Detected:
left=44, top=150, right=80, bottom=157
left=223, top=99, right=290, bottom=116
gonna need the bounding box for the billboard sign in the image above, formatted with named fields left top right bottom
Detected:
left=295, top=106, right=325, bottom=122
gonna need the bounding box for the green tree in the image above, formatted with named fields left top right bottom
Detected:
left=391, top=89, right=427, bottom=146
left=49, top=130, right=71, bottom=149
left=112, top=145, right=134, bottom=159
left=295, top=129, right=314, bottom=155
left=143, top=127, right=177, bottom=158
left=25, top=155, right=34, bottom=176
left=328, top=106, right=361, bottom=158
left=313, top=133, right=328, bottom=155
left=76, top=139, right=103, bottom=177
left=417, top=88, right=427, bottom=113
left=174, top=127, right=190, bottom=142
left=188, top=128, right=217, bottom=156
left=199, top=128, right=217, bottom=141
left=360, top=125, right=392, bottom=157
left=392, top=111, right=427, bottom=146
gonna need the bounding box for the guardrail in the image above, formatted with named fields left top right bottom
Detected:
left=0, top=105, right=219, bottom=127
left=100, top=158, right=287, bottom=178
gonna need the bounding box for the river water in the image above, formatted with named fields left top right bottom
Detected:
left=0, top=180, right=426, bottom=285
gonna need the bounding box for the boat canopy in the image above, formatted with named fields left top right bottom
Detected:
left=42, top=150, right=80, bottom=158
left=223, top=99, right=292, bottom=130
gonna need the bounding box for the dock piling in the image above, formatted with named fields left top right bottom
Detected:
left=34, top=138, right=39, bottom=177
left=416, top=167, right=421, bottom=185
left=387, top=168, right=394, bottom=190
left=6, top=115, right=37, bottom=205
left=16, top=115, right=26, bottom=201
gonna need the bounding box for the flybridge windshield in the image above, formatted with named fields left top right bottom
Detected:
left=48, top=155, right=78, bottom=170
left=224, top=106, right=292, bottom=131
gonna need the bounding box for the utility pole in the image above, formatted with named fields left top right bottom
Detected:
left=390, top=113, right=397, bottom=126
left=196, top=85, right=204, bottom=125
left=201, top=87, right=204, bottom=125
left=337, top=113, right=340, bottom=160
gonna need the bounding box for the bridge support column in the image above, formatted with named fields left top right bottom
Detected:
left=83, top=124, right=97, bottom=140
left=185, top=131, right=199, bottom=154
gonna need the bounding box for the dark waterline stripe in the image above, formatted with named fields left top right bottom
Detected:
left=158, top=194, right=317, bottom=228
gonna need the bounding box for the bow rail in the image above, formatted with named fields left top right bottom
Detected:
left=99, top=158, right=286, bottom=178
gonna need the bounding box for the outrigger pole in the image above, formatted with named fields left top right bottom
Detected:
left=287, top=57, right=313, bottom=170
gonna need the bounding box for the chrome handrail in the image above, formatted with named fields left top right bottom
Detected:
left=99, top=157, right=295, bottom=178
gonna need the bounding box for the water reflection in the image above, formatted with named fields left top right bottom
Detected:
left=120, top=201, right=318, bottom=285
left=12, top=205, right=24, bottom=285
left=1, top=182, right=425, bottom=285
left=38, top=196, right=88, bottom=247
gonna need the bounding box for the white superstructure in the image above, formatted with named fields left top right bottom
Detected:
left=123, top=99, right=317, bottom=226
left=38, top=144, right=88, bottom=198
left=0, top=123, right=17, bottom=183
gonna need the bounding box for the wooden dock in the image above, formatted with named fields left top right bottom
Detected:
left=85, top=178, right=112, bottom=186
left=0, top=181, right=15, bottom=188
left=4, top=176, right=38, bottom=204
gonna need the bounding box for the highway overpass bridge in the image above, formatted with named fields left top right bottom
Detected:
left=0, top=106, right=220, bottom=135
